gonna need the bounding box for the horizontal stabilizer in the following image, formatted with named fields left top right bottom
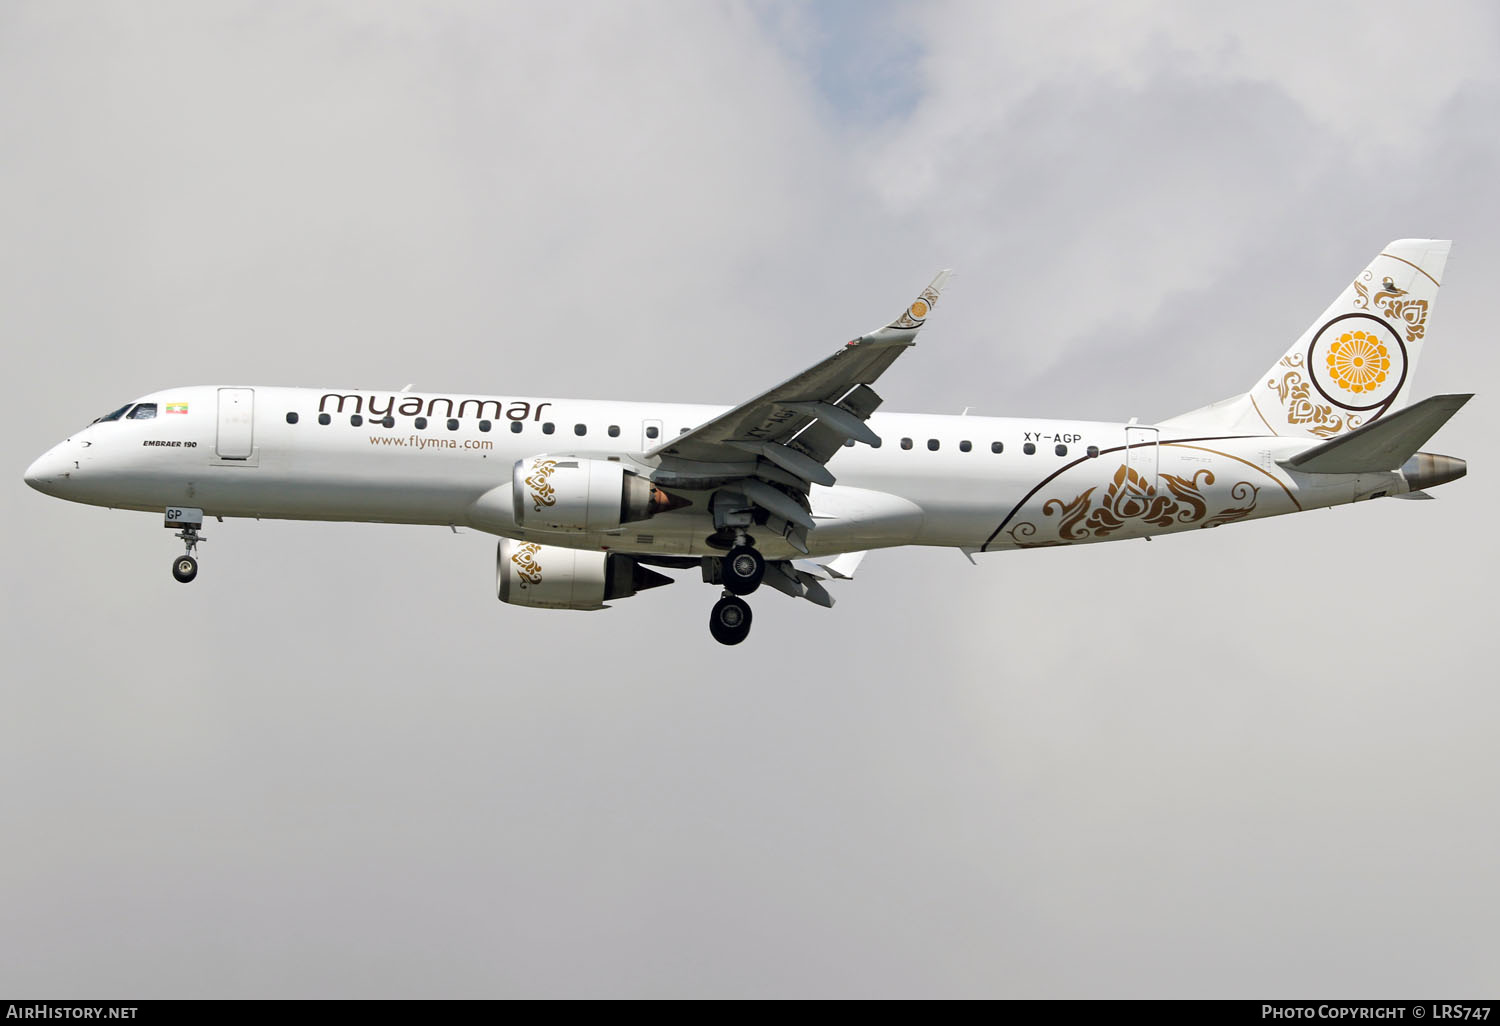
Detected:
left=1281, top=393, right=1472, bottom=474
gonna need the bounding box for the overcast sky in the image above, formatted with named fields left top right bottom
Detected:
left=3, top=0, right=1497, bottom=998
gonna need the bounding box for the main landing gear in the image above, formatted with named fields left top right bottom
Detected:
left=709, top=592, right=753, bottom=646
left=722, top=544, right=764, bottom=596
left=709, top=534, right=763, bottom=645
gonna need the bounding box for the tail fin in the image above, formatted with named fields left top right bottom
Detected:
left=1163, top=239, right=1451, bottom=439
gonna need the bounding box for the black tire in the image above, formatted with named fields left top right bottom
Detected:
left=721, top=545, right=764, bottom=596
left=172, top=555, right=198, bottom=584
left=709, top=596, right=752, bottom=646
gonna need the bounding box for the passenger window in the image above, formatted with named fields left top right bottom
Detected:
left=575, top=424, right=587, bottom=436
left=414, top=417, right=427, bottom=429
left=543, top=422, right=555, bottom=435
left=870, top=437, right=882, bottom=448
left=351, top=415, right=363, bottom=426
left=959, top=440, right=972, bottom=452
left=645, top=425, right=659, bottom=439
left=1023, top=442, right=1036, bottom=455
left=900, top=437, right=913, bottom=450
left=447, top=419, right=459, bottom=431
left=608, top=425, right=620, bottom=438
left=510, top=422, right=523, bottom=434
left=128, top=403, right=157, bottom=420
left=285, top=412, right=298, bottom=425
left=479, top=420, right=492, bottom=432
left=927, top=439, right=940, bottom=451
left=991, top=441, right=1003, bottom=453
left=1055, top=444, right=1068, bottom=456
left=382, top=416, right=395, bottom=428
left=680, top=427, right=689, bottom=435
left=1087, top=445, right=1099, bottom=458
left=318, top=413, right=331, bottom=426
left=843, top=439, right=855, bottom=447
left=94, top=404, right=132, bottom=423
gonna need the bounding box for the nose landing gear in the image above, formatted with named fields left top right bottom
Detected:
left=172, top=552, right=198, bottom=583
left=165, top=506, right=205, bottom=584
left=171, top=526, right=203, bottom=583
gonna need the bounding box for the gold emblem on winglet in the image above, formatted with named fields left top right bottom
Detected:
left=892, top=284, right=941, bottom=329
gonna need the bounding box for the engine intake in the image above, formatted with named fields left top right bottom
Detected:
left=497, top=539, right=672, bottom=610
left=512, top=457, right=684, bottom=533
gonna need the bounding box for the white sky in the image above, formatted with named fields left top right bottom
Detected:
left=3, top=0, right=1497, bottom=997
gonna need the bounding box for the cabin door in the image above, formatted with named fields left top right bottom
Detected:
left=216, top=388, right=255, bottom=460
left=1123, top=425, right=1159, bottom=495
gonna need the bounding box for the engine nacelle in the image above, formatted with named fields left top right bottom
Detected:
left=497, top=539, right=672, bottom=610
left=512, top=456, right=682, bottom=533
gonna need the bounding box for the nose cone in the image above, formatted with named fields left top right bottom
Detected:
left=24, top=444, right=72, bottom=496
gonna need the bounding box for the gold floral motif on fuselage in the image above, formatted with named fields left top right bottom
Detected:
left=1007, top=464, right=1259, bottom=546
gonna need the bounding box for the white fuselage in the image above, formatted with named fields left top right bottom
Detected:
left=24, top=384, right=1412, bottom=560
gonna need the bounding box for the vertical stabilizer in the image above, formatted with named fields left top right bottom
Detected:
left=1163, top=240, right=1450, bottom=439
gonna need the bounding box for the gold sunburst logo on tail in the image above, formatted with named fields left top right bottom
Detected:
left=1325, top=331, right=1390, bottom=394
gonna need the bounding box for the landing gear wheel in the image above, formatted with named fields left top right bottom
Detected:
left=722, top=545, right=765, bottom=596
left=172, top=554, right=199, bottom=584
left=709, top=595, right=753, bottom=646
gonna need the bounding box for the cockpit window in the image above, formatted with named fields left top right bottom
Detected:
left=127, top=403, right=158, bottom=420
left=94, top=404, right=132, bottom=423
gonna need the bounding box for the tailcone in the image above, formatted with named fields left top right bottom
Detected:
left=1402, top=452, right=1467, bottom=491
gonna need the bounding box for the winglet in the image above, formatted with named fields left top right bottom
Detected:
left=855, top=269, right=953, bottom=346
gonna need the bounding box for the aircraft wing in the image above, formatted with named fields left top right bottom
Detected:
left=645, top=271, right=949, bottom=556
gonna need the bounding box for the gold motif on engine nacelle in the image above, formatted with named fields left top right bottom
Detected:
left=524, top=460, right=559, bottom=512
left=511, top=542, right=544, bottom=588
